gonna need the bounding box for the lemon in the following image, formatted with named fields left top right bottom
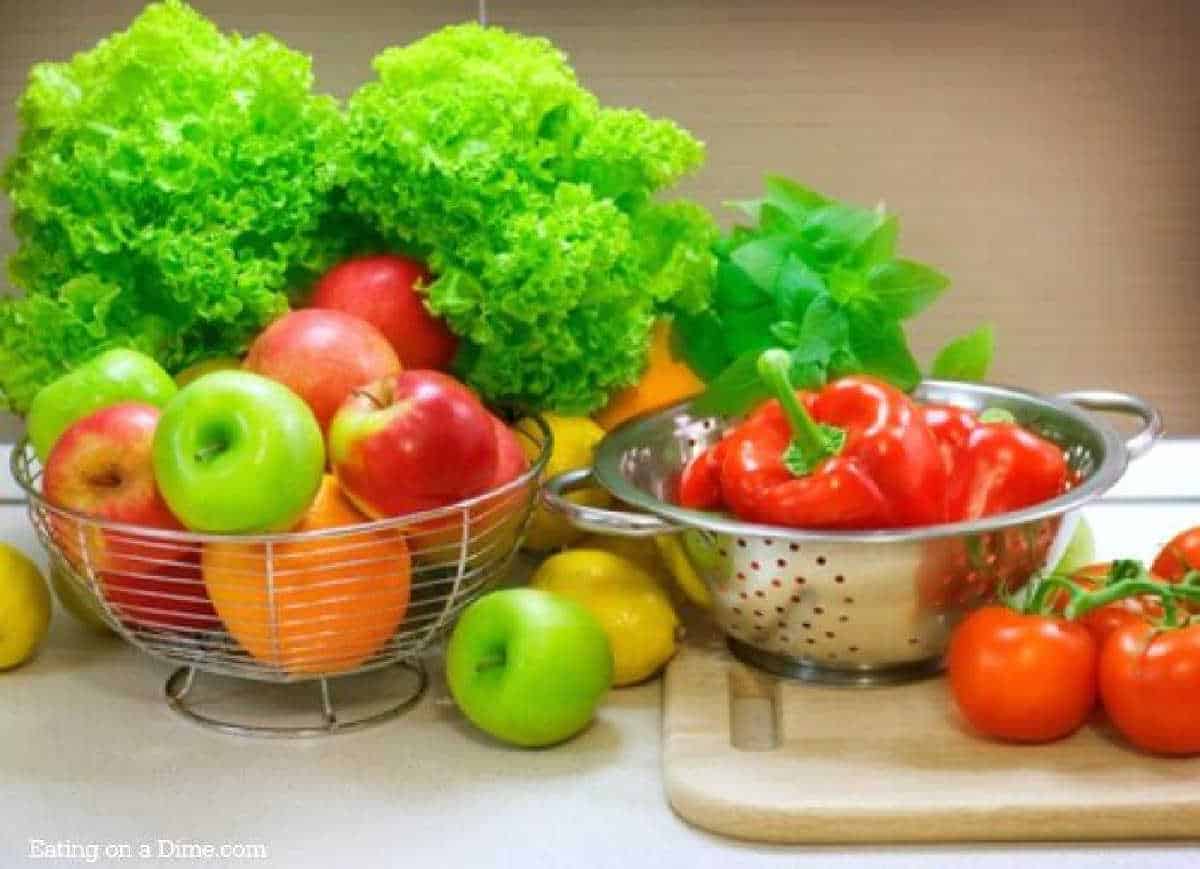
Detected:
left=577, top=534, right=665, bottom=579
left=655, top=533, right=713, bottom=609
left=515, top=414, right=610, bottom=552
left=0, top=544, right=52, bottom=670
left=530, top=549, right=679, bottom=687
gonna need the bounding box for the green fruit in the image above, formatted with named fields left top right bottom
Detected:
left=49, top=565, right=114, bottom=634
left=1054, top=516, right=1096, bottom=575
left=152, top=371, right=325, bottom=533
left=27, top=348, right=177, bottom=463
left=446, top=588, right=613, bottom=748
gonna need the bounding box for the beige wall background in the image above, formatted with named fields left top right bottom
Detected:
left=1, top=0, right=1197, bottom=435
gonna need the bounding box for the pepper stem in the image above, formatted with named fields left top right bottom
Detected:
left=757, top=350, right=844, bottom=476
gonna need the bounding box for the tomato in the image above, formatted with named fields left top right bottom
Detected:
left=1098, top=622, right=1200, bottom=756
left=1054, top=563, right=1164, bottom=646
left=948, top=606, right=1098, bottom=743
left=1151, top=527, right=1200, bottom=611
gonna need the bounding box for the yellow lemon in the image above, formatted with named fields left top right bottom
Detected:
left=577, top=534, right=665, bottom=579
left=655, top=534, right=713, bottom=609
left=530, top=549, right=679, bottom=687
left=0, top=544, right=52, bottom=670
left=576, top=532, right=714, bottom=610
left=515, top=414, right=610, bottom=552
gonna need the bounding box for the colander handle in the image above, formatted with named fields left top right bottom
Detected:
left=542, top=468, right=684, bottom=537
left=1057, top=389, right=1164, bottom=461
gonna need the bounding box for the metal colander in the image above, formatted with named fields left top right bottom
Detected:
left=545, top=383, right=1161, bottom=685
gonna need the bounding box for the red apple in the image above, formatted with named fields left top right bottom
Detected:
left=410, top=417, right=530, bottom=563
left=328, top=371, right=499, bottom=518
left=42, top=403, right=215, bottom=631
left=310, top=255, right=458, bottom=371
left=243, top=309, right=401, bottom=433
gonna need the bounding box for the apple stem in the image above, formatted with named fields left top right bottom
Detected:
left=474, top=654, right=506, bottom=673
left=194, top=443, right=224, bottom=463
left=353, top=388, right=385, bottom=411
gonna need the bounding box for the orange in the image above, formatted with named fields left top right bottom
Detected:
left=594, top=320, right=704, bottom=430
left=202, top=475, right=411, bottom=676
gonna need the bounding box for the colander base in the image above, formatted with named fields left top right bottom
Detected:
left=727, top=638, right=945, bottom=686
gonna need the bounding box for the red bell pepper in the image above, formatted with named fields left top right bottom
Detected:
left=954, top=421, right=1068, bottom=520
left=921, top=404, right=1069, bottom=522
left=680, top=350, right=948, bottom=530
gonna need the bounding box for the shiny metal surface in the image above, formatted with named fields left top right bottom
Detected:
left=545, top=382, right=1159, bottom=684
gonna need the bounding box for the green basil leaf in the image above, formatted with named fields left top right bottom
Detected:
left=851, top=213, right=899, bottom=267
left=763, top=175, right=829, bottom=225
left=724, top=197, right=763, bottom=223
left=800, top=295, right=849, bottom=349
left=729, top=234, right=796, bottom=291
left=799, top=204, right=885, bottom=270
left=789, top=335, right=832, bottom=367
left=769, top=320, right=803, bottom=347
left=866, top=259, right=950, bottom=320
left=713, top=224, right=757, bottom=258
left=722, top=305, right=779, bottom=359
left=672, top=309, right=729, bottom=381
left=847, top=308, right=921, bottom=390
left=715, top=259, right=770, bottom=310
left=692, top=350, right=773, bottom=417
left=788, top=359, right=827, bottom=390
left=773, top=254, right=825, bottom=321
left=931, top=325, right=995, bottom=381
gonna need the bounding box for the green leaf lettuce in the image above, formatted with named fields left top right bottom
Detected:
left=0, top=0, right=345, bottom=412
left=340, top=24, right=716, bottom=414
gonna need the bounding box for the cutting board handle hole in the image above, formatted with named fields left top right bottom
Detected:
left=728, top=666, right=780, bottom=752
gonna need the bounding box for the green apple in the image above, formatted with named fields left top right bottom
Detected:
left=1053, top=516, right=1096, bottom=575
left=27, top=348, right=177, bottom=462
left=152, top=371, right=325, bottom=533
left=446, top=588, right=613, bottom=747
left=49, top=564, right=114, bottom=634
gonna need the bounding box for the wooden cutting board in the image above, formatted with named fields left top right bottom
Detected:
left=663, top=637, right=1200, bottom=844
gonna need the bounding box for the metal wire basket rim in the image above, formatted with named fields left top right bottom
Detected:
left=12, top=414, right=551, bottom=544
left=593, top=379, right=1145, bottom=545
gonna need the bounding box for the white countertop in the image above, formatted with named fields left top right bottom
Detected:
left=2, top=442, right=1198, bottom=869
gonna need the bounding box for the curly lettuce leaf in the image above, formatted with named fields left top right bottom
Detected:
left=0, top=0, right=343, bottom=412
left=341, top=23, right=714, bottom=414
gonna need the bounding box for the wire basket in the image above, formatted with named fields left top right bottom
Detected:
left=11, top=417, right=550, bottom=736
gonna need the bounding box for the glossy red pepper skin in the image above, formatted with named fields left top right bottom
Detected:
left=718, top=406, right=892, bottom=529
left=921, top=403, right=978, bottom=519
left=683, top=376, right=945, bottom=530
left=811, top=377, right=948, bottom=527
left=678, top=435, right=728, bottom=510
left=957, top=422, right=1068, bottom=520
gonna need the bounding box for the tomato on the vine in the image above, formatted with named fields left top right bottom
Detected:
left=1060, top=563, right=1164, bottom=646
left=1151, top=527, right=1200, bottom=611
left=948, top=606, right=1098, bottom=743
left=1098, top=622, right=1200, bottom=756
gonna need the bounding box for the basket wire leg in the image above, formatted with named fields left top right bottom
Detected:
left=319, top=679, right=337, bottom=731
left=164, top=660, right=428, bottom=738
